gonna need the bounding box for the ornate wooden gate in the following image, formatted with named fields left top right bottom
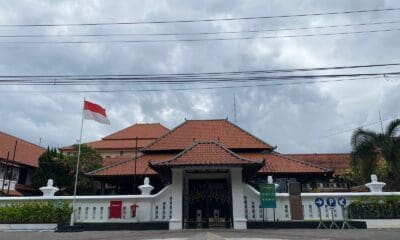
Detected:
left=184, top=179, right=232, bottom=228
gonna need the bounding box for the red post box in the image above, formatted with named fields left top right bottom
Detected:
left=130, top=203, right=139, bottom=218
left=109, top=200, right=122, bottom=219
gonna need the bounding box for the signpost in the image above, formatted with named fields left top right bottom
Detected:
left=314, top=197, right=327, bottom=229
left=259, top=183, right=276, bottom=222
left=338, top=197, right=353, bottom=229
left=326, top=197, right=339, bottom=229
left=260, top=183, right=276, bottom=208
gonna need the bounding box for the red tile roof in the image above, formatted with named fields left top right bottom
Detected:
left=152, top=141, right=263, bottom=167
left=0, top=131, right=45, bottom=168
left=239, top=152, right=330, bottom=174
left=143, top=119, right=273, bottom=151
left=87, top=153, right=175, bottom=176
left=103, top=123, right=169, bottom=140
left=89, top=150, right=329, bottom=176
left=102, top=156, right=132, bottom=167
left=284, top=153, right=350, bottom=174
left=61, top=139, right=155, bottom=151
left=60, top=123, right=168, bottom=151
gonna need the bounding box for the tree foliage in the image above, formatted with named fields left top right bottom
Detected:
left=66, top=144, right=103, bottom=195
left=32, top=148, right=72, bottom=192
left=351, top=119, right=400, bottom=189
left=32, top=145, right=103, bottom=195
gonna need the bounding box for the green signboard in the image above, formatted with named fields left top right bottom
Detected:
left=259, top=183, right=276, bottom=208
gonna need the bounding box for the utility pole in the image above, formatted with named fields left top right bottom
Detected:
left=133, top=136, right=138, bottom=194
left=7, top=141, right=18, bottom=195
left=1, top=152, right=10, bottom=195
left=379, top=109, right=384, bottom=134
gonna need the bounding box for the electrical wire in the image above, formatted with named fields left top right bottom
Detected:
left=2, top=27, right=400, bottom=44
left=0, top=76, right=385, bottom=93
left=1, top=7, right=399, bottom=27
left=320, top=115, right=400, bottom=138
left=0, top=72, right=396, bottom=86
left=2, top=62, right=399, bottom=78
left=1, top=20, right=400, bottom=38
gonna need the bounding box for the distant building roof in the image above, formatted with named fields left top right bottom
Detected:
left=143, top=119, right=274, bottom=151
left=240, top=152, right=331, bottom=174
left=60, top=123, right=169, bottom=151
left=87, top=153, right=176, bottom=176
left=0, top=131, right=45, bottom=168
left=103, top=123, right=169, bottom=140
left=284, top=153, right=351, bottom=174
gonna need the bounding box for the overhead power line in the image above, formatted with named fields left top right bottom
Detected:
left=2, top=62, right=400, bottom=78
left=1, top=20, right=400, bottom=38
left=0, top=76, right=386, bottom=86
left=2, top=27, right=400, bottom=44
left=0, top=72, right=395, bottom=86
left=0, top=76, right=383, bottom=94
left=1, top=7, right=399, bottom=27
left=320, top=115, right=400, bottom=138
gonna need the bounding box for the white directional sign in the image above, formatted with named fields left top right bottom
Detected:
left=314, top=197, right=324, bottom=208
left=338, top=197, right=347, bottom=207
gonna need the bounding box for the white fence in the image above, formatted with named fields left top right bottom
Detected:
left=0, top=185, right=172, bottom=223
left=243, top=184, right=400, bottom=222
left=1, top=182, right=400, bottom=225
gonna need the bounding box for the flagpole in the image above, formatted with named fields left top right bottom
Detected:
left=70, top=97, right=85, bottom=227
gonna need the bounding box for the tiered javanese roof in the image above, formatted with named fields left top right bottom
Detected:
left=86, top=119, right=341, bottom=177
left=0, top=131, right=45, bottom=167
left=143, top=119, right=274, bottom=151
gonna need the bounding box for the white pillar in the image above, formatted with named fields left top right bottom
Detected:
left=169, top=168, right=183, bottom=230
left=230, top=167, right=247, bottom=229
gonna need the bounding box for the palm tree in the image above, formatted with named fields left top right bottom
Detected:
left=351, top=119, right=400, bottom=189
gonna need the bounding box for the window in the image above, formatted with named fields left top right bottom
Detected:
left=120, top=151, right=123, bottom=156
left=18, top=168, right=27, bottom=185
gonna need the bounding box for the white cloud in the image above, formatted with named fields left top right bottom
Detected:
left=0, top=0, right=399, bottom=153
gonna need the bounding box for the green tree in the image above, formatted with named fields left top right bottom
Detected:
left=66, top=144, right=103, bottom=195
left=32, top=148, right=72, bottom=193
left=351, top=119, right=400, bottom=189
left=33, top=145, right=103, bottom=195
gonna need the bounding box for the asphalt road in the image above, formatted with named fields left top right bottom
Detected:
left=1, top=229, right=400, bottom=240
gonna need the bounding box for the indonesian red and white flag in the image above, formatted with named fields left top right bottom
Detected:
left=83, top=100, right=110, bottom=125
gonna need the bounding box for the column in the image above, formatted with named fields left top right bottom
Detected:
left=169, top=168, right=183, bottom=230
left=230, top=167, right=247, bottom=229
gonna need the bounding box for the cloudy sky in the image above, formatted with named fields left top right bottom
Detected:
left=0, top=0, right=399, bottom=153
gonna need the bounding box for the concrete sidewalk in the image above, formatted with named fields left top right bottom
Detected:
left=1, top=229, right=400, bottom=240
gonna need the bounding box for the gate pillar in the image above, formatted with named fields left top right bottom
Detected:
left=169, top=168, right=183, bottom=230
left=230, top=167, right=247, bottom=229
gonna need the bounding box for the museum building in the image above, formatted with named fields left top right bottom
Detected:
left=60, top=119, right=350, bottom=228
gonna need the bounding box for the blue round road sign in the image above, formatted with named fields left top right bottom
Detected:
left=314, top=197, right=324, bottom=207
left=338, top=197, right=347, bottom=207
left=327, top=197, right=336, bottom=207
